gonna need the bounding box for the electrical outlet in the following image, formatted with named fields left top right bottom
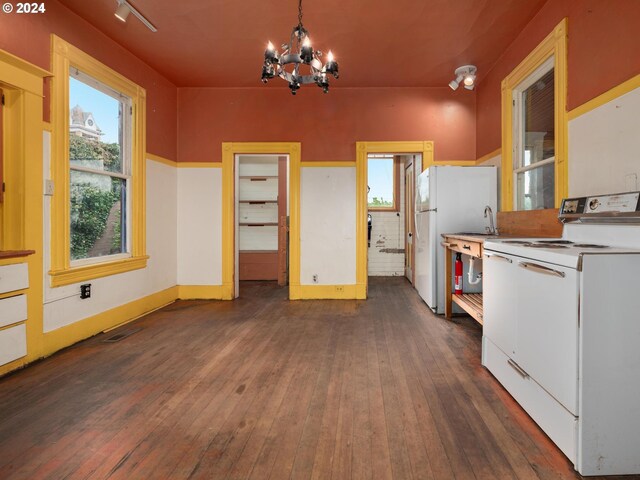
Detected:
left=335, top=286, right=344, bottom=293
left=312, top=274, right=318, bottom=283
left=80, top=283, right=91, bottom=299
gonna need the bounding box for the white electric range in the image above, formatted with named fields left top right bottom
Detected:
left=481, top=191, right=640, bottom=476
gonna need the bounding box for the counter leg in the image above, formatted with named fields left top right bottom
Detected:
left=444, top=246, right=452, bottom=318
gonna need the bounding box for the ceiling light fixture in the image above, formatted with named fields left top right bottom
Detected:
left=449, top=65, right=477, bottom=91
left=114, top=0, right=157, bottom=33
left=261, top=0, right=339, bottom=95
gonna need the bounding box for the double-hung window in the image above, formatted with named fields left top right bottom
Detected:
left=50, top=35, right=147, bottom=287
left=512, top=59, right=555, bottom=211
left=501, top=19, right=568, bottom=211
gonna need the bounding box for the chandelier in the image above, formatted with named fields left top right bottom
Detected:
left=261, top=0, right=339, bottom=95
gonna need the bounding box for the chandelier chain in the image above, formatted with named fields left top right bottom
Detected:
left=298, top=0, right=303, bottom=30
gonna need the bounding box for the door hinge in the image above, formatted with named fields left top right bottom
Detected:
left=1, top=94, right=4, bottom=106
left=130, top=106, right=133, bottom=115
left=512, top=99, right=515, bottom=106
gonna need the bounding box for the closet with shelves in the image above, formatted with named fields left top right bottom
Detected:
left=238, top=156, right=287, bottom=283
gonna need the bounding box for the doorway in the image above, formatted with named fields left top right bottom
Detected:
left=405, top=158, right=415, bottom=283
left=366, top=153, right=421, bottom=282
left=235, top=154, right=289, bottom=295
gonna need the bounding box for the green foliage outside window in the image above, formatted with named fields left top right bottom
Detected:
left=368, top=197, right=393, bottom=207
left=69, top=136, right=122, bottom=260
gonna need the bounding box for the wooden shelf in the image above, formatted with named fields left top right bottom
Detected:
left=451, top=293, right=484, bottom=325
left=239, top=223, right=278, bottom=227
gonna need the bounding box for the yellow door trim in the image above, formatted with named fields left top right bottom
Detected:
left=355, top=141, right=434, bottom=299
left=221, top=142, right=301, bottom=299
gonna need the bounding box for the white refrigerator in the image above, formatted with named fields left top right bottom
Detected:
left=414, top=166, right=497, bottom=314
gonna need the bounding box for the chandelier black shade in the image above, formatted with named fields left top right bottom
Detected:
left=261, top=0, right=339, bottom=95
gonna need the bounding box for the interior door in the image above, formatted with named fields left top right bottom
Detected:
left=405, top=160, right=414, bottom=282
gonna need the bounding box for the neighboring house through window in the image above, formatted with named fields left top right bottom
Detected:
left=50, top=35, right=147, bottom=287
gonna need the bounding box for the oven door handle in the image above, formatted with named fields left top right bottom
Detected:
left=518, top=261, right=566, bottom=278
left=484, top=253, right=512, bottom=263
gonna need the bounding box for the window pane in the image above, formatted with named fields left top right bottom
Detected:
left=69, top=75, right=124, bottom=174
left=521, top=68, right=554, bottom=167
left=70, top=171, right=126, bottom=261
left=516, top=162, right=555, bottom=211
left=368, top=158, right=394, bottom=208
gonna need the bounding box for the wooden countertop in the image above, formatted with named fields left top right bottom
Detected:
left=441, top=233, right=500, bottom=243
left=0, top=250, right=35, bottom=260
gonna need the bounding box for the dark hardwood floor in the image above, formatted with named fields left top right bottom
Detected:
left=0, top=278, right=631, bottom=479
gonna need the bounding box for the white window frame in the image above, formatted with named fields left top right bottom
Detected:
left=69, top=69, right=134, bottom=267
left=512, top=56, right=555, bottom=211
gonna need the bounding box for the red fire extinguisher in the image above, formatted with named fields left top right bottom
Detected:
left=454, top=253, right=463, bottom=295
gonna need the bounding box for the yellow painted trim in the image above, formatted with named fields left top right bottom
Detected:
left=355, top=141, right=434, bottom=298
left=146, top=153, right=177, bottom=167
left=48, top=255, right=149, bottom=287
left=178, top=162, right=222, bottom=168
left=568, top=73, right=640, bottom=121
left=42, top=121, right=53, bottom=132
left=50, top=35, right=147, bottom=286
left=0, top=48, right=51, bottom=95
left=0, top=49, right=47, bottom=378
left=301, top=161, right=356, bottom=167
left=221, top=142, right=301, bottom=299
left=177, top=285, right=234, bottom=300
left=476, top=148, right=502, bottom=165
left=289, top=284, right=363, bottom=300
left=501, top=18, right=568, bottom=211
left=39, top=286, right=177, bottom=365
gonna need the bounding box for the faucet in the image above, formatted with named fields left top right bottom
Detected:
left=484, top=205, right=497, bottom=235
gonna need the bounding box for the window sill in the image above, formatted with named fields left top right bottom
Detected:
left=49, top=255, right=149, bottom=287
left=368, top=208, right=399, bottom=213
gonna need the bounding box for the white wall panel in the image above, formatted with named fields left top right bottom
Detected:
left=177, top=167, right=222, bottom=286
left=300, top=167, right=356, bottom=285
left=42, top=133, right=179, bottom=332
left=569, top=87, right=640, bottom=197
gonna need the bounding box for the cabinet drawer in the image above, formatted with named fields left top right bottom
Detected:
left=0, top=294, right=27, bottom=328
left=0, top=323, right=27, bottom=366
left=445, top=238, right=482, bottom=258
left=483, top=336, right=577, bottom=463
left=0, top=263, right=29, bottom=294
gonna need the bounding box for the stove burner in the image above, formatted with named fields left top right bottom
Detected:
left=573, top=244, right=610, bottom=248
left=527, top=244, right=570, bottom=249
left=535, top=240, right=574, bottom=244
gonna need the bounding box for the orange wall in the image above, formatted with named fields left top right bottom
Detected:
left=0, top=0, right=177, bottom=160
left=476, top=0, right=640, bottom=158
left=178, top=87, right=476, bottom=162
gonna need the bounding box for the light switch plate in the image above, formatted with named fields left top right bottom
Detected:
left=44, top=179, right=54, bottom=196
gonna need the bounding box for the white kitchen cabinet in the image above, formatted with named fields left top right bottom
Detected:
left=482, top=252, right=518, bottom=357
left=516, top=260, right=579, bottom=414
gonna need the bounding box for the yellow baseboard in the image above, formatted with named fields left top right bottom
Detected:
left=42, top=286, right=178, bottom=356
left=289, top=284, right=365, bottom=300
left=177, top=284, right=234, bottom=300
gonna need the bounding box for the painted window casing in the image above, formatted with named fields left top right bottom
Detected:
left=501, top=19, right=568, bottom=211
left=50, top=35, right=147, bottom=287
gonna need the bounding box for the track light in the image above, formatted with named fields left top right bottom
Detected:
left=449, top=65, right=477, bottom=91
left=114, top=0, right=157, bottom=33
left=114, top=2, right=130, bottom=22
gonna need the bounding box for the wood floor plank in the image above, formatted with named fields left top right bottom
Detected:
left=0, top=278, right=609, bottom=480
